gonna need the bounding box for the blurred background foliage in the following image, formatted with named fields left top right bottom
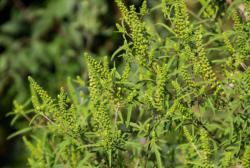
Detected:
left=0, top=0, right=122, bottom=167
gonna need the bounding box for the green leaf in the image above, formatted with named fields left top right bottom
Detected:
left=7, top=127, right=32, bottom=140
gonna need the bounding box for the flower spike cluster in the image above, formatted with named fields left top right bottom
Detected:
left=116, top=0, right=150, bottom=66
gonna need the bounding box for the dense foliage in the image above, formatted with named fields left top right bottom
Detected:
left=10, top=0, right=250, bottom=167
left=0, top=0, right=116, bottom=166
left=0, top=0, right=115, bottom=102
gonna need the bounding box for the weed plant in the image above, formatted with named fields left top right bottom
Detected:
left=9, top=0, right=250, bottom=167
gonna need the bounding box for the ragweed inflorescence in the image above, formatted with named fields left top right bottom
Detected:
left=9, top=0, right=250, bottom=167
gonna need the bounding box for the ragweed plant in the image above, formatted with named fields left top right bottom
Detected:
left=9, top=0, right=250, bottom=167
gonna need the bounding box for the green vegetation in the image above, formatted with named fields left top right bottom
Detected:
left=7, top=0, right=250, bottom=167
left=0, top=0, right=116, bottom=166
left=0, top=0, right=113, bottom=102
